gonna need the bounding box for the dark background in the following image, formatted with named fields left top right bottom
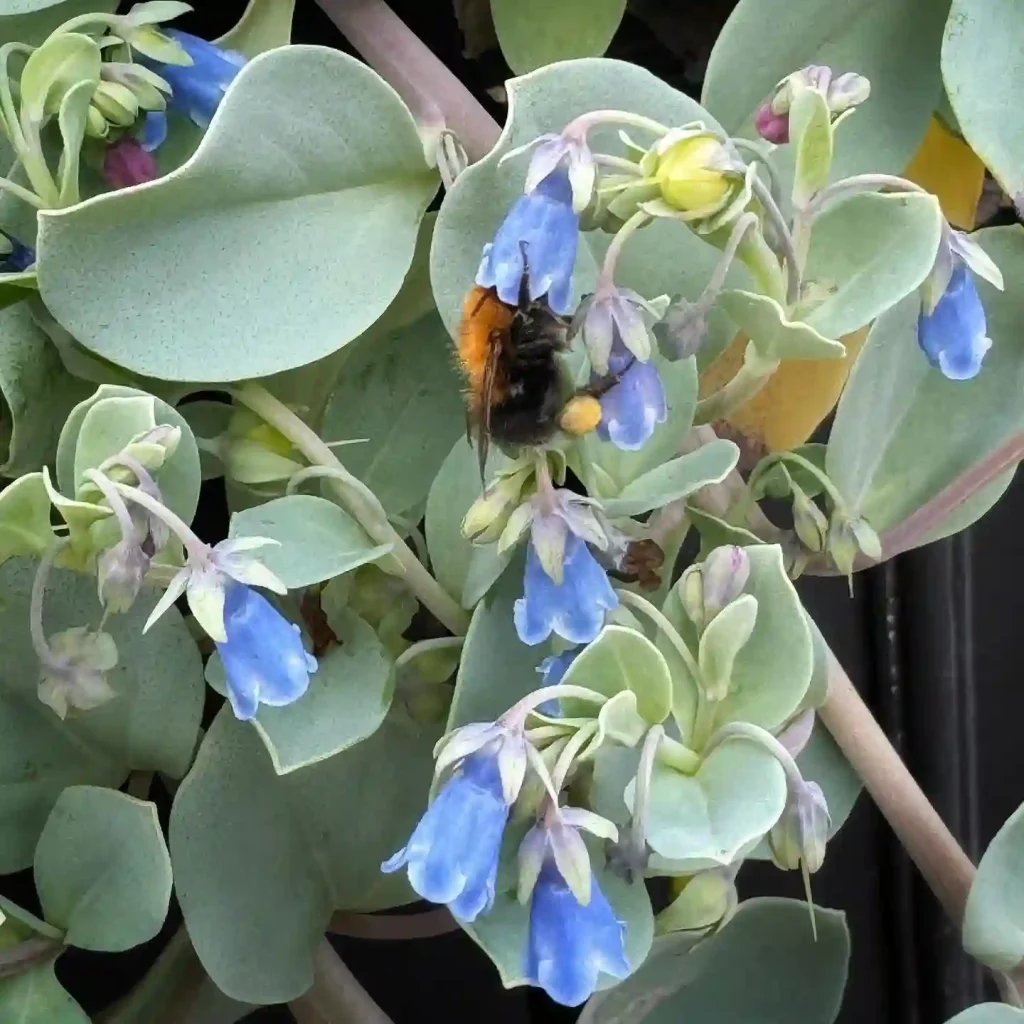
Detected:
left=16, top=1, right=1023, bottom=1021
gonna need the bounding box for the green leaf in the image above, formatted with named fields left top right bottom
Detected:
left=170, top=707, right=439, bottom=1003
left=687, top=507, right=761, bottom=559
left=467, top=865, right=653, bottom=993
left=425, top=436, right=512, bottom=607
left=698, top=594, right=758, bottom=699
left=447, top=551, right=543, bottom=728
left=702, top=0, right=947, bottom=182
left=580, top=354, right=701, bottom=497
left=942, top=0, right=1024, bottom=205
left=491, top=0, right=626, bottom=74
left=228, top=494, right=390, bottom=589
left=2, top=0, right=100, bottom=13
left=946, top=1009, right=1024, bottom=1024
left=803, top=193, right=944, bottom=339
left=19, top=31, right=100, bottom=121
left=963, top=800, right=1024, bottom=971
left=919, top=467, right=1017, bottom=545
left=790, top=87, right=832, bottom=208
left=599, top=439, right=739, bottom=517
left=319, top=280, right=465, bottom=517
left=0, top=473, right=55, bottom=567
left=431, top=59, right=737, bottom=339
left=0, top=272, right=38, bottom=311
left=34, top=786, right=172, bottom=951
left=0, top=301, right=88, bottom=475
left=0, top=557, right=203, bottom=872
left=209, top=609, right=394, bottom=774
left=37, top=46, right=437, bottom=382
left=579, top=897, right=849, bottom=1024
left=718, top=290, right=846, bottom=361
left=641, top=743, right=786, bottom=868
left=217, top=0, right=296, bottom=57
left=665, top=545, right=813, bottom=740
left=0, top=962, right=89, bottom=1024
left=826, top=226, right=1024, bottom=536
left=56, top=384, right=202, bottom=526
left=561, top=624, right=672, bottom=725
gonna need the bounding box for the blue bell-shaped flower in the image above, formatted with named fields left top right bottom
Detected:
left=917, top=261, right=992, bottom=381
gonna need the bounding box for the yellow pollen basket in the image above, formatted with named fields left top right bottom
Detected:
left=559, top=395, right=603, bottom=436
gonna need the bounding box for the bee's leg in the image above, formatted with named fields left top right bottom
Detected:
left=577, top=357, right=635, bottom=399
left=517, top=240, right=532, bottom=308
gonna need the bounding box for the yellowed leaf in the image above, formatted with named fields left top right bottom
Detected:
left=698, top=326, right=870, bottom=455
left=903, top=116, right=985, bottom=230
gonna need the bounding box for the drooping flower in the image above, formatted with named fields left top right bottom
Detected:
left=768, top=779, right=831, bottom=873
left=537, top=645, right=582, bottom=687
left=755, top=66, right=871, bottom=145
left=0, top=230, right=34, bottom=273
left=97, top=532, right=151, bottom=613
left=503, top=132, right=597, bottom=212
left=476, top=168, right=579, bottom=315
left=572, top=286, right=664, bottom=374
left=103, top=137, right=158, bottom=189
left=595, top=334, right=667, bottom=451
left=147, top=30, right=247, bottom=128
left=917, top=228, right=1003, bottom=381
left=518, top=811, right=628, bottom=1007
left=917, top=262, right=991, bottom=380
left=382, top=746, right=513, bottom=921
left=215, top=583, right=317, bottom=720
left=38, top=628, right=119, bottom=719
left=513, top=504, right=619, bottom=647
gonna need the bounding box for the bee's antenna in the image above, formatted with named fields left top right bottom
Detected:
left=517, top=239, right=532, bottom=308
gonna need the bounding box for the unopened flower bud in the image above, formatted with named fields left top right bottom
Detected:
left=103, top=137, right=158, bottom=190
left=658, top=297, right=709, bottom=359
left=97, top=536, right=151, bottom=613
left=702, top=545, right=751, bottom=621
left=653, top=131, right=734, bottom=215
left=769, top=780, right=830, bottom=873
left=754, top=102, right=790, bottom=144
left=791, top=484, right=828, bottom=553
left=678, top=563, right=706, bottom=631
left=462, top=467, right=531, bottom=543
left=828, top=512, right=881, bottom=579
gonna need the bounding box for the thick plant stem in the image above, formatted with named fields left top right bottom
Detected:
left=289, top=939, right=395, bottom=1024
left=233, top=384, right=470, bottom=636
left=818, top=648, right=975, bottom=924
left=314, top=0, right=499, bottom=161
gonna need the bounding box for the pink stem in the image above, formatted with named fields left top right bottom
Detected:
left=314, top=0, right=500, bottom=161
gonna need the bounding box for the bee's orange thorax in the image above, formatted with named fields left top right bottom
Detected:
left=458, top=286, right=511, bottom=408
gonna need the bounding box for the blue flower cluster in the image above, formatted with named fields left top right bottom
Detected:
left=382, top=740, right=629, bottom=1006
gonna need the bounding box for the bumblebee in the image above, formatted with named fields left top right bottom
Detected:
left=458, top=266, right=621, bottom=480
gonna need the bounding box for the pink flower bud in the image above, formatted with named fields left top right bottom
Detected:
left=103, top=138, right=158, bottom=190
left=754, top=102, right=790, bottom=144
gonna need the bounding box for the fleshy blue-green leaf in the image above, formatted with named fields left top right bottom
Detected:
left=447, top=551, right=542, bottom=729
left=599, top=439, right=739, bottom=518
left=0, top=473, right=55, bottom=567
left=640, top=742, right=786, bottom=868
left=228, top=494, right=390, bottom=589
left=0, top=0, right=116, bottom=44
left=37, top=46, right=438, bottom=382
left=170, top=707, right=439, bottom=1003
left=218, top=0, right=296, bottom=57
left=826, top=226, right=1024, bottom=538
left=0, top=301, right=88, bottom=475
left=942, top=0, right=1024, bottom=205
left=425, top=436, right=513, bottom=608
left=56, top=385, right=201, bottom=526
left=946, top=1009, right=1024, bottom=1024
left=963, top=800, right=1024, bottom=971
left=0, top=557, right=203, bottom=872
left=579, top=897, right=849, bottom=1024
left=803, top=192, right=944, bottom=339
left=431, top=59, right=740, bottom=339
left=560, top=624, right=672, bottom=725
left=34, top=786, right=172, bottom=952
left=0, top=962, right=89, bottom=1024
left=702, top=0, right=947, bottom=183
left=662, top=545, right=813, bottom=741
left=467, top=865, right=653, bottom=994
left=491, top=0, right=626, bottom=74
left=718, top=290, right=845, bottom=362
left=207, top=609, right=394, bottom=774
left=318, top=243, right=465, bottom=515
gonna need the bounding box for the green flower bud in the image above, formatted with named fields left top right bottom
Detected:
left=102, top=62, right=170, bottom=111
left=702, top=545, right=751, bottom=621
left=791, top=483, right=828, bottom=553
left=652, top=130, right=735, bottom=217
left=769, top=780, right=830, bottom=873
left=38, top=627, right=119, bottom=719
left=92, top=80, right=139, bottom=128
left=677, top=563, right=706, bottom=632
left=462, top=467, right=530, bottom=543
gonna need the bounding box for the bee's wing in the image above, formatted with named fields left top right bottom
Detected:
left=477, top=335, right=503, bottom=483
